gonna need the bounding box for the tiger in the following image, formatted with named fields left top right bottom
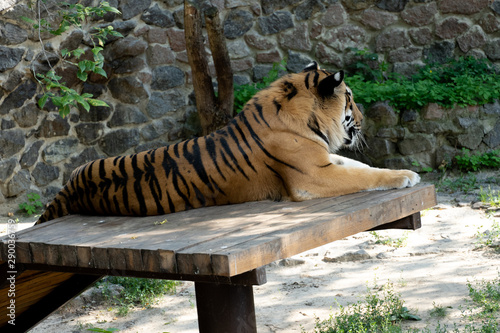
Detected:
left=36, top=61, right=420, bottom=224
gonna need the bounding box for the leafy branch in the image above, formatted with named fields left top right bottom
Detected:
left=24, top=1, right=122, bottom=118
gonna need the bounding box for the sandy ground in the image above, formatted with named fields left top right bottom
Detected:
left=2, top=174, right=500, bottom=333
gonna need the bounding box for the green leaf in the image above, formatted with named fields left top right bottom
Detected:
left=77, top=71, right=88, bottom=81
left=38, top=94, right=50, bottom=109
left=93, top=67, right=107, bottom=78
left=87, top=99, right=109, bottom=107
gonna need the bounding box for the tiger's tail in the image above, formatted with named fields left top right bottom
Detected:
left=36, top=186, right=72, bottom=225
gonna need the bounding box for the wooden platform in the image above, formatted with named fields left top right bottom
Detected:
left=0, top=184, right=436, bottom=332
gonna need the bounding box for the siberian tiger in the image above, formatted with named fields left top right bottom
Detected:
left=36, top=62, right=420, bottom=224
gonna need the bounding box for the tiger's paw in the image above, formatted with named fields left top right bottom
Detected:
left=396, top=170, right=420, bottom=188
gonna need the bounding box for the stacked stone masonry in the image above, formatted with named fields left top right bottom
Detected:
left=0, top=0, right=499, bottom=205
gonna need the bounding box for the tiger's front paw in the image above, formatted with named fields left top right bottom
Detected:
left=397, top=170, right=420, bottom=188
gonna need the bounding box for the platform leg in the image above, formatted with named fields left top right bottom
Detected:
left=195, top=281, right=257, bottom=333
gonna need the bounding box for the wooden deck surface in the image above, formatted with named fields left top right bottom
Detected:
left=1, top=184, right=436, bottom=278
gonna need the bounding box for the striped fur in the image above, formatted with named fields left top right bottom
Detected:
left=37, top=62, right=419, bottom=224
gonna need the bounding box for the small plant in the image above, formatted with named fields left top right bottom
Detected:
left=467, top=273, right=500, bottom=316
left=347, top=47, right=389, bottom=83
left=98, top=277, right=179, bottom=316
left=479, top=186, right=500, bottom=208
left=475, top=221, right=500, bottom=248
left=370, top=231, right=409, bottom=248
left=455, top=149, right=500, bottom=172
left=305, top=283, right=420, bottom=333
left=436, top=172, right=478, bottom=193
left=19, top=193, right=44, bottom=215
left=429, top=302, right=450, bottom=318
left=233, top=58, right=287, bottom=113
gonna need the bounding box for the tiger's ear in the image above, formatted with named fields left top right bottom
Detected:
left=317, top=71, right=344, bottom=98
left=302, top=61, right=320, bottom=72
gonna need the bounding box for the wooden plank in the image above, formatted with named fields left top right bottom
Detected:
left=3, top=185, right=435, bottom=278
left=183, top=185, right=436, bottom=276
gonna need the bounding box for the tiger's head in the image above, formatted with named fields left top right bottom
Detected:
left=265, top=61, right=363, bottom=154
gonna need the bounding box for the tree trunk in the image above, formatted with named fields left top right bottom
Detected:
left=184, top=1, right=234, bottom=136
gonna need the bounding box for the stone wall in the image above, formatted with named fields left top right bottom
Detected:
left=0, top=0, right=500, bottom=206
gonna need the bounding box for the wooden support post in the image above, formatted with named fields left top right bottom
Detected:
left=194, top=267, right=266, bottom=333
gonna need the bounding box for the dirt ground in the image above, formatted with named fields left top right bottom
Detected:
left=2, top=172, right=500, bottom=333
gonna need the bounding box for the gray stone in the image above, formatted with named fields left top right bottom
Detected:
left=457, top=26, right=486, bottom=53
left=147, top=90, right=186, bottom=119
left=78, top=103, right=113, bottom=122
left=369, top=138, right=397, bottom=157
left=111, top=57, right=146, bottom=74
left=401, top=109, right=418, bottom=123
left=119, top=0, right=152, bottom=20
left=223, top=10, right=254, bottom=39
left=108, top=104, right=148, bottom=127
left=315, top=43, right=343, bottom=67
left=435, top=18, right=470, bottom=40
left=99, top=129, right=140, bottom=156
left=324, top=25, right=366, bottom=52
left=376, top=0, right=409, bottom=12
left=31, top=51, right=60, bottom=75
left=37, top=114, right=70, bottom=138
left=393, top=62, right=422, bottom=77
left=6, top=169, right=31, bottom=198
left=279, top=23, right=311, bottom=51
left=105, top=37, right=148, bottom=61
left=409, top=27, right=433, bottom=45
left=173, top=8, right=184, bottom=28
left=244, top=33, right=275, bottom=50
left=343, top=0, right=377, bottom=10
left=457, top=125, right=484, bottom=149
left=146, top=44, right=175, bottom=66
left=59, top=29, right=84, bottom=52
left=258, top=11, right=294, bottom=35
left=140, top=117, right=176, bottom=141
left=376, top=127, right=405, bottom=138
left=1, top=118, right=15, bottom=130
left=81, top=83, right=106, bottom=99
left=141, top=4, right=175, bottom=27
left=227, top=39, right=251, bottom=59
left=438, top=0, right=489, bottom=14
left=0, top=79, right=37, bottom=115
left=0, top=21, right=28, bottom=45
left=20, top=140, right=43, bottom=168
left=482, top=101, right=500, bottom=115
left=0, top=129, right=24, bottom=159
left=388, top=47, right=421, bottom=63
left=492, top=1, right=500, bottom=14
left=398, top=134, right=435, bottom=155
left=423, top=41, right=455, bottom=64
left=74, top=123, right=105, bottom=145
left=278, top=258, right=306, bottom=266
left=375, top=28, right=410, bottom=52
left=479, top=13, right=500, bottom=34
left=457, top=117, right=479, bottom=129
left=135, top=141, right=169, bottom=153
left=108, top=76, right=149, bottom=104
left=1, top=69, right=23, bottom=92
left=32, top=162, right=59, bottom=187
left=261, top=0, right=302, bottom=15
left=42, top=138, right=79, bottom=165
left=295, top=0, right=326, bottom=21
left=484, top=39, right=500, bottom=61
left=90, top=20, right=137, bottom=45
left=0, top=158, right=17, bottom=182
left=323, top=249, right=371, bottom=263
left=384, top=156, right=413, bottom=169
left=435, top=145, right=457, bottom=168
left=286, top=51, right=312, bottom=73
left=360, top=8, right=397, bottom=30
left=483, top=121, right=500, bottom=148
left=365, top=101, right=398, bottom=126
left=63, top=147, right=102, bottom=183
left=401, top=2, right=437, bottom=27
left=151, top=66, right=185, bottom=90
